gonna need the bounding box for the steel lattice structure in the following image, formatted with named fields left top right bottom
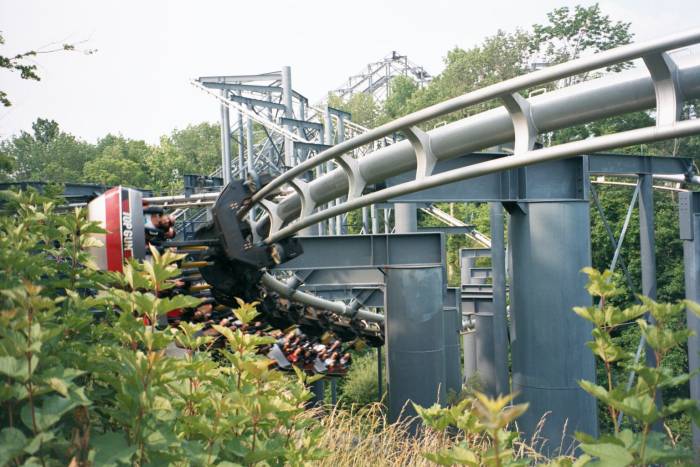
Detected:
left=191, top=29, right=700, bottom=452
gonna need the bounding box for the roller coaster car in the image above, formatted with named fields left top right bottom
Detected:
left=196, top=177, right=303, bottom=307
left=86, top=181, right=385, bottom=352
left=86, top=186, right=145, bottom=271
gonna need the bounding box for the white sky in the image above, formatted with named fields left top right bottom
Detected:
left=1, top=0, right=698, bottom=143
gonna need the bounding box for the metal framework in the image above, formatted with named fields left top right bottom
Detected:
left=190, top=29, right=700, bottom=454
left=331, top=51, right=431, bottom=102
left=242, top=30, right=700, bottom=243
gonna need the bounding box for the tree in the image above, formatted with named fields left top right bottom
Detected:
left=382, top=75, right=419, bottom=121
left=327, top=92, right=381, bottom=129
left=402, top=29, right=533, bottom=127
left=83, top=134, right=153, bottom=188
left=167, top=122, right=222, bottom=175
left=0, top=118, right=96, bottom=183
left=529, top=3, right=633, bottom=71
left=0, top=32, right=96, bottom=107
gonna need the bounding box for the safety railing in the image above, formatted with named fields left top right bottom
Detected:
left=241, top=28, right=700, bottom=245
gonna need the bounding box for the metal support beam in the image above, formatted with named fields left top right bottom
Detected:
left=444, top=287, right=462, bottom=395
left=638, top=174, right=664, bottom=430
left=281, top=66, right=294, bottom=167
left=236, top=105, right=244, bottom=173
left=219, top=90, right=232, bottom=185
left=679, top=192, right=700, bottom=459
left=310, top=380, right=325, bottom=407
left=274, top=233, right=444, bottom=271
left=394, top=203, right=417, bottom=233
left=246, top=111, right=256, bottom=178
left=388, top=154, right=693, bottom=204
left=489, top=202, right=509, bottom=396
left=640, top=174, right=658, bottom=300
left=462, top=330, right=476, bottom=383
left=227, top=94, right=287, bottom=111
left=385, top=265, right=446, bottom=432
left=509, top=201, right=597, bottom=453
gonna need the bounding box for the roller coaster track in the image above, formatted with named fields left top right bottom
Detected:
left=419, top=204, right=492, bottom=247
left=212, top=29, right=700, bottom=323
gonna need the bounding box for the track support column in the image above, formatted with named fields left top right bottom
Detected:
left=489, top=202, right=510, bottom=396
left=444, top=289, right=462, bottom=395
left=680, top=192, right=700, bottom=459
left=509, top=201, right=597, bottom=452
left=219, top=90, right=232, bottom=185
left=394, top=203, right=417, bottom=233
left=385, top=265, right=446, bottom=431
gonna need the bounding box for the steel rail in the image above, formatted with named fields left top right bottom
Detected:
left=260, top=273, right=384, bottom=323
left=265, top=119, right=700, bottom=243
left=191, top=80, right=310, bottom=143
left=245, top=28, right=700, bottom=210
left=268, top=54, right=700, bottom=221
left=592, top=179, right=688, bottom=193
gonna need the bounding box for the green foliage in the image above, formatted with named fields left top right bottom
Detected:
left=415, top=392, right=529, bottom=466
left=0, top=119, right=97, bottom=183
left=336, top=351, right=385, bottom=408
left=327, top=92, right=381, bottom=129
left=417, top=268, right=698, bottom=466
left=382, top=76, right=419, bottom=121
left=1, top=120, right=224, bottom=193
left=574, top=268, right=700, bottom=466
left=0, top=191, right=326, bottom=465
left=408, top=29, right=532, bottom=125
left=529, top=3, right=633, bottom=70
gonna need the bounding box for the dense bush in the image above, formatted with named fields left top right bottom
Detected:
left=0, top=190, right=325, bottom=466
left=416, top=268, right=700, bottom=466
left=336, top=351, right=385, bottom=408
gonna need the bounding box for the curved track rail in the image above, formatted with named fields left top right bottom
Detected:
left=229, top=29, right=700, bottom=323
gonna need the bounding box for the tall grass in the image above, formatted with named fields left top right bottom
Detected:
left=308, top=404, right=580, bottom=466
left=311, top=403, right=449, bottom=466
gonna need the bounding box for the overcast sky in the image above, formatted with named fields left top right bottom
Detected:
left=1, top=0, right=698, bottom=143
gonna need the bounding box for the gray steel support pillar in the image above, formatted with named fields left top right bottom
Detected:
left=489, top=202, right=510, bottom=395
left=310, top=379, right=325, bottom=406
left=444, top=290, right=462, bottom=396
left=463, top=330, right=477, bottom=382
left=509, top=201, right=597, bottom=452
left=236, top=106, right=244, bottom=174
left=219, top=90, right=232, bottom=185
left=474, top=304, right=496, bottom=395
left=336, top=117, right=347, bottom=235
left=246, top=110, right=255, bottom=177
left=371, top=205, right=379, bottom=233
left=281, top=66, right=294, bottom=167
left=394, top=203, right=417, bottom=233
left=323, top=108, right=336, bottom=236
left=639, top=174, right=664, bottom=430
left=377, top=346, right=383, bottom=402
left=385, top=265, right=446, bottom=431
left=680, top=192, right=700, bottom=458
left=639, top=174, right=657, bottom=300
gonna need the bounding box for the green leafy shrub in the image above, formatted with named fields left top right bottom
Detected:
left=415, top=267, right=700, bottom=466
left=574, top=268, right=700, bottom=466
left=0, top=190, right=326, bottom=465
left=337, top=351, right=385, bottom=408
left=415, top=392, right=529, bottom=466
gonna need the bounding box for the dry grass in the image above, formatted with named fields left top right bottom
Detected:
left=307, top=404, right=578, bottom=466
left=310, top=403, right=449, bottom=466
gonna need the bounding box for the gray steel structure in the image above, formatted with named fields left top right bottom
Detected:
left=680, top=192, right=700, bottom=453
left=191, top=30, right=700, bottom=450
left=331, top=51, right=431, bottom=102
left=274, top=233, right=449, bottom=424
